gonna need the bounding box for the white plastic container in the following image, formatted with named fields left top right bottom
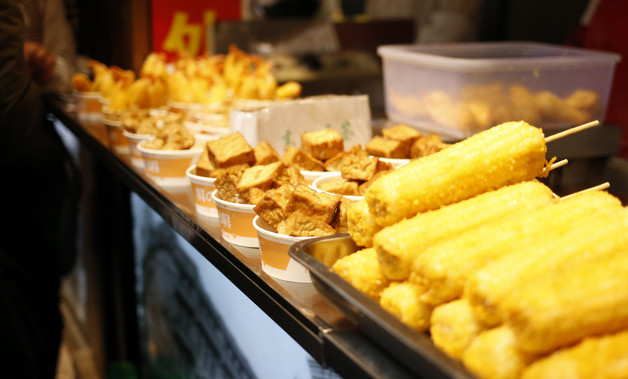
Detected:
left=378, top=42, right=621, bottom=140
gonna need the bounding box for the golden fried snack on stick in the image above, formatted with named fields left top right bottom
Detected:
left=373, top=180, right=556, bottom=281
left=346, top=198, right=382, bottom=248
left=412, top=189, right=622, bottom=306
left=504, top=241, right=628, bottom=355
left=430, top=299, right=484, bottom=360
left=462, top=326, right=533, bottom=379
left=466, top=204, right=628, bottom=328
left=331, top=248, right=389, bottom=302
left=379, top=282, right=432, bottom=332
left=521, top=329, right=628, bottom=379
left=365, top=121, right=550, bottom=228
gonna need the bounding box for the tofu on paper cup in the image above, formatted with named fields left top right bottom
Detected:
left=136, top=141, right=202, bottom=187
left=186, top=167, right=218, bottom=218
left=212, top=190, right=259, bottom=247
left=253, top=216, right=312, bottom=283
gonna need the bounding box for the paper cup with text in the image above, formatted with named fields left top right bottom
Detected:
left=137, top=141, right=203, bottom=187
left=253, top=216, right=312, bottom=283
left=104, top=119, right=130, bottom=154
left=123, top=130, right=153, bottom=168
left=211, top=190, right=259, bottom=247
left=312, top=173, right=365, bottom=202
left=186, top=167, right=218, bottom=218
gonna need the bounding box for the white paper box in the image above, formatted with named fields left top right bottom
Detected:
left=230, top=95, right=372, bottom=153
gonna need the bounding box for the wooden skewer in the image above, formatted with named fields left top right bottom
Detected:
left=545, top=120, right=600, bottom=143
left=560, top=182, right=610, bottom=201
left=549, top=159, right=568, bottom=171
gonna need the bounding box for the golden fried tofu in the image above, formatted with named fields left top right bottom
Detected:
left=301, top=128, right=344, bottom=161
left=282, top=146, right=325, bottom=172
left=380, top=282, right=432, bottom=332
left=276, top=212, right=336, bottom=237
left=274, top=164, right=307, bottom=186
left=382, top=124, right=421, bottom=153
left=332, top=248, right=389, bottom=301
left=331, top=197, right=355, bottom=233
left=324, top=151, right=345, bottom=172
left=161, top=123, right=195, bottom=150
left=318, top=178, right=360, bottom=196
left=358, top=170, right=389, bottom=195
left=254, top=141, right=281, bottom=165
left=365, top=136, right=408, bottom=158
left=214, top=165, right=248, bottom=203
left=341, top=154, right=379, bottom=181
left=254, top=184, right=293, bottom=228
left=208, top=164, right=250, bottom=180
left=236, top=161, right=284, bottom=193
left=286, top=184, right=341, bottom=224
left=410, top=134, right=447, bottom=159
left=195, top=144, right=217, bottom=177
left=206, top=132, right=255, bottom=168
left=247, top=187, right=266, bottom=205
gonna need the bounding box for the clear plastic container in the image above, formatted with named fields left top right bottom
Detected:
left=378, top=42, right=621, bottom=140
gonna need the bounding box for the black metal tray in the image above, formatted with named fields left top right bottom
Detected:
left=289, top=234, right=474, bottom=379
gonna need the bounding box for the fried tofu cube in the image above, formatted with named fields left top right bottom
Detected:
left=341, top=154, right=380, bottom=181
left=318, top=178, right=360, bottom=196
left=237, top=161, right=284, bottom=192
left=331, top=197, right=355, bottom=233
left=366, top=136, right=408, bottom=158
left=301, top=128, right=344, bottom=161
left=247, top=187, right=266, bottom=205
left=286, top=184, right=341, bottom=224
left=206, top=132, right=255, bottom=168
left=254, top=184, right=294, bottom=228
left=254, top=141, right=281, bottom=165
left=382, top=124, right=422, bottom=149
left=282, top=146, right=325, bottom=172
left=214, top=165, right=248, bottom=203
left=276, top=212, right=336, bottom=237
left=195, top=144, right=216, bottom=177
left=324, top=151, right=345, bottom=172
left=208, top=164, right=250, bottom=180
left=358, top=170, right=389, bottom=195
left=410, top=134, right=448, bottom=159
left=274, top=165, right=307, bottom=186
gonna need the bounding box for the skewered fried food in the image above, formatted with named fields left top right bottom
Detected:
left=331, top=248, right=389, bottom=302
left=466, top=206, right=628, bottom=328
left=521, top=329, right=628, bottom=379
left=364, top=121, right=550, bottom=228
left=347, top=198, right=382, bottom=248
left=379, top=282, right=432, bottom=332
left=430, top=299, right=484, bottom=360
left=373, top=180, right=555, bottom=281
left=504, top=243, right=628, bottom=355
left=412, top=190, right=623, bottom=306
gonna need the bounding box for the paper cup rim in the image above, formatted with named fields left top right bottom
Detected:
left=74, top=91, right=102, bottom=98
left=252, top=215, right=312, bottom=243
left=122, top=130, right=153, bottom=140
left=137, top=140, right=203, bottom=156
left=312, top=173, right=365, bottom=201
left=211, top=190, right=256, bottom=211
left=103, top=119, right=122, bottom=127
left=370, top=155, right=410, bottom=168
left=185, top=166, right=217, bottom=183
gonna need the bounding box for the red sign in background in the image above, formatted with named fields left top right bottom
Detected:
left=151, top=0, right=241, bottom=60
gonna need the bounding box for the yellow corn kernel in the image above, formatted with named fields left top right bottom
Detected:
left=379, top=282, right=433, bottom=332
left=366, top=121, right=548, bottom=227
left=347, top=198, right=382, bottom=248
left=374, top=180, right=555, bottom=281
left=521, top=329, right=628, bottom=379
left=463, top=326, right=533, bottom=379
left=430, top=299, right=484, bottom=360
left=414, top=190, right=623, bottom=306
left=466, top=207, right=628, bottom=328
left=505, top=249, right=628, bottom=355
left=331, top=248, right=389, bottom=302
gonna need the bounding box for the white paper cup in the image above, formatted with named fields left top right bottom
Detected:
left=74, top=91, right=103, bottom=114
left=137, top=141, right=202, bottom=187
left=104, top=119, right=130, bottom=154
left=312, top=173, right=364, bottom=202
left=186, top=167, right=218, bottom=218
left=123, top=130, right=153, bottom=168
left=300, top=170, right=337, bottom=185
left=212, top=190, right=258, bottom=247
left=253, top=216, right=312, bottom=283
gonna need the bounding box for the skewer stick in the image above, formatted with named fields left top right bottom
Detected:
left=560, top=182, right=610, bottom=201
left=545, top=120, right=600, bottom=143
left=549, top=159, right=568, bottom=171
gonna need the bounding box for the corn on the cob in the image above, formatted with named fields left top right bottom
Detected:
left=462, top=326, right=533, bottom=379
left=466, top=207, right=628, bottom=328
left=504, top=249, right=628, bottom=355
left=366, top=121, right=548, bottom=227
left=379, top=282, right=432, bottom=332
left=430, top=299, right=484, bottom=360
left=521, top=329, right=628, bottom=379
left=331, top=248, right=389, bottom=301
left=374, top=180, right=555, bottom=281
left=347, top=198, right=382, bottom=248
left=413, top=190, right=623, bottom=306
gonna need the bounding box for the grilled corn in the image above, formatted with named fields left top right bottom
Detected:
left=374, top=180, right=555, bottom=281
left=379, top=282, right=432, bottom=332
left=466, top=206, right=628, bottom=328
left=347, top=198, right=382, bottom=248
left=521, top=329, right=628, bottom=379
left=413, top=190, right=623, bottom=306
left=331, top=248, right=389, bottom=301
left=366, top=121, right=548, bottom=227
left=430, top=299, right=484, bottom=360
left=505, top=248, right=628, bottom=355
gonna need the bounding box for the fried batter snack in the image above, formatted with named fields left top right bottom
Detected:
left=301, top=128, right=344, bottom=161
left=379, top=282, right=433, bottom=332
left=347, top=198, right=382, bottom=248
left=276, top=212, right=336, bottom=237
left=331, top=248, right=389, bottom=301
left=430, top=299, right=483, bottom=360
left=206, top=132, right=255, bottom=168
left=282, top=146, right=325, bottom=172
left=330, top=197, right=354, bottom=233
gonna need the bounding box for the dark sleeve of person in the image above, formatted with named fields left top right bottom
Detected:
left=0, top=0, right=45, bottom=167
